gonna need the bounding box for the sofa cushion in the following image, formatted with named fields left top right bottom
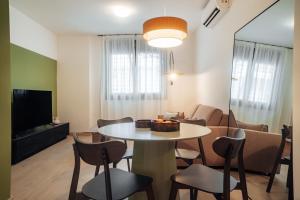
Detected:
left=191, top=104, right=223, bottom=126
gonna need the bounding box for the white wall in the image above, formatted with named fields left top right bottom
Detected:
left=88, top=37, right=102, bottom=129
left=57, top=36, right=91, bottom=132
left=167, top=31, right=198, bottom=116
left=293, top=0, right=300, bottom=198
left=195, top=0, right=276, bottom=112
left=9, top=6, right=57, bottom=60
left=57, top=34, right=197, bottom=132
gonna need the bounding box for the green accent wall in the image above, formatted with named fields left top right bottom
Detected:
left=0, top=0, right=11, bottom=199
left=10, top=44, right=57, bottom=116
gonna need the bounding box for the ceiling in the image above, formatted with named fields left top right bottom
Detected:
left=236, top=0, right=294, bottom=48
left=10, top=0, right=208, bottom=35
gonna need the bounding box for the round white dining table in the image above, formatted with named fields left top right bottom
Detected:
left=98, top=122, right=211, bottom=200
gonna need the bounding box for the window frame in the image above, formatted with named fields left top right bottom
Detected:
left=105, top=39, right=166, bottom=100
left=231, top=45, right=277, bottom=110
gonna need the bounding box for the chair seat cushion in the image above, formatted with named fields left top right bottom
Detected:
left=173, top=164, right=238, bottom=194
left=75, top=193, right=89, bottom=200
left=82, top=168, right=152, bottom=200
left=175, top=148, right=200, bottom=160
left=123, top=147, right=133, bottom=159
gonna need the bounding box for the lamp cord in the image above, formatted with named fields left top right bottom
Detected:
left=169, top=51, right=175, bottom=72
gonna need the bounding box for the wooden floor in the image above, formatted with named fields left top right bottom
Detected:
left=11, top=136, right=288, bottom=200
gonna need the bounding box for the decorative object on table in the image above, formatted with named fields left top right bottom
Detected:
left=157, top=115, right=164, bottom=119
left=135, top=120, right=152, bottom=128
left=53, top=116, right=60, bottom=124
left=162, top=111, right=185, bottom=120
left=143, top=16, right=187, bottom=48
left=151, top=119, right=180, bottom=132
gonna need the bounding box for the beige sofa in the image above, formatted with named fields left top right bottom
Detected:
left=185, top=104, right=223, bottom=126
left=177, top=104, right=288, bottom=174
left=185, top=104, right=268, bottom=131
left=178, top=126, right=284, bottom=174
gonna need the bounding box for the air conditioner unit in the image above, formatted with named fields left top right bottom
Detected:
left=201, top=0, right=231, bottom=28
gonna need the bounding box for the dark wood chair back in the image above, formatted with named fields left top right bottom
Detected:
left=284, top=125, right=293, bottom=199
left=267, top=124, right=293, bottom=194
left=212, top=129, right=247, bottom=200
left=69, top=133, right=126, bottom=200
left=97, top=116, right=134, bottom=147
left=97, top=117, right=134, bottom=144
left=73, top=133, right=126, bottom=165
left=175, top=119, right=207, bottom=165
left=283, top=124, right=292, bottom=140
left=97, top=117, right=134, bottom=128
left=213, top=128, right=245, bottom=159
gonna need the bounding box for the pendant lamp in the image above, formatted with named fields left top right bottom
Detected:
left=143, top=16, right=187, bottom=48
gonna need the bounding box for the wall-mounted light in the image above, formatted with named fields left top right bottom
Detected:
left=168, top=51, right=182, bottom=85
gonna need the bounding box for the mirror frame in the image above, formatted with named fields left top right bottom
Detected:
left=228, top=0, right=282, bottom=129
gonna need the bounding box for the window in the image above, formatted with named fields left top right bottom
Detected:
left=231, top=43, right=279, bottom=107
left=230, top=40, right=292, bottom=132
left=232, top=61, right=276, bottom=105
left=248, top=63, right=275, bottom=104
left=231, top=59, right=249, bottom=101
left=110, top=53, right=163, bottom=96
left=111, top=54, right=133, bottom=94
left=104, top=37, right=167, bottom=100
left=137, top=53, right=161, bottom=94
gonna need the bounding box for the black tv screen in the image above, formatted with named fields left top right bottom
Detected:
left=12, top=89, right=52, bottom=135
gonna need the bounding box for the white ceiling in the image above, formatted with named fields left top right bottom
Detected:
left=236, top=0, right=294, bottom=48
left=10, top=0, right=208, bottom=35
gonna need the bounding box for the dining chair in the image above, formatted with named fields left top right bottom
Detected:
left=69, top=132, right=155, bottom=200
left=175, top=119, right=207, bottom=168
left=267, top=125, right=293, bottom=194
left=97, top=117, right=134, bottom=172
left=169, top=129, right=248, bottom=200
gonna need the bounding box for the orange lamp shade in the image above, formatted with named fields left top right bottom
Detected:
left=143, top=17, right=188, bottom=48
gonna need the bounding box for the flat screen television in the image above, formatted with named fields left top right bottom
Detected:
left=12, top=89, right=52, bottom=137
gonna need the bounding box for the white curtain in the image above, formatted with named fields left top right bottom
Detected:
left=100, top=35, right=168, bottom=120
left=231, top=40, right=293, bottom=132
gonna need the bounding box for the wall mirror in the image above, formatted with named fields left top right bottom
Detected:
left=229, top=0, right=294, bottom=133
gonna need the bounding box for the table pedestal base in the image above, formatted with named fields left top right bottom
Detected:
left=129, top=141, right=177, bottom=200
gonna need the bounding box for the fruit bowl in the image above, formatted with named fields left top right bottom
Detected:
left=150, top=119, right=180, bottom=132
